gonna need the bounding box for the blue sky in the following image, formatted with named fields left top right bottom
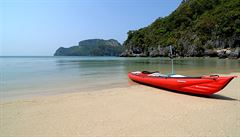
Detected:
left=0, top=0, right=182, bottom=56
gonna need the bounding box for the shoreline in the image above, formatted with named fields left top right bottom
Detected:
left=0, top=81, right=129, bottom=103
left=1, top=72, right=239, bottom=103
left=0, top=73, right=239, bottom=136
left=1, top=56, right=240, bottom=59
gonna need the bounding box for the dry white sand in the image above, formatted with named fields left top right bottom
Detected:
left=0, top=73, right=240, bottom=137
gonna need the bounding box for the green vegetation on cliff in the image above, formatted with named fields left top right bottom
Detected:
left=54, top=39, right=124, bottom=56
left=123, top=0, right=240, bottom=58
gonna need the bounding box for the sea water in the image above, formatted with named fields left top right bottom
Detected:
left=0, top=56, right=239, bottom=100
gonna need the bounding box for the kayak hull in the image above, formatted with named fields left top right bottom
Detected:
left=128, top=72, right=236, bottom=95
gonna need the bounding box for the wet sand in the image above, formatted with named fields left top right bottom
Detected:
left=0, top=73, right=239, bottom=136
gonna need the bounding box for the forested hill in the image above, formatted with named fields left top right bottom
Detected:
left=54, top=39, right=124, bottom=56
left=121, top=0, right=240, bottom=58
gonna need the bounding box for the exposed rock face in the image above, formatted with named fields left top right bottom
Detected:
left=119, top=50, right=134, bottom=57
left=54, top=39, right=124, bottom=56
left=149, top=49, right=159, bottom=57
left=229, top=48, right=240, bottom=59
left=204, top=49, right=218, bottom=57
left=120, top=47, right=240, bottom=59
left=121, top=34, right=240, bottom=58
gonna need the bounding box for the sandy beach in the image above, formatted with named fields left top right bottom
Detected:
left=1, top=73, right=240, bottom=137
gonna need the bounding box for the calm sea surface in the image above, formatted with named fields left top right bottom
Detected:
left=1, top=56, right=239, bottom=100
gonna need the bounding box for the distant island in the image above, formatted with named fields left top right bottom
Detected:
left=121, top=0, right=240, bottom=59
left=54, top=39, right=124, bottom=56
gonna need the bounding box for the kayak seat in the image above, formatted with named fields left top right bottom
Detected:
left=142, top=71, right=159, bottom=74
left=131, top=71, right=141, bottom=75
left=169, top=74, right=186, bottom=77
left=148, top=73, right=168, bottom=77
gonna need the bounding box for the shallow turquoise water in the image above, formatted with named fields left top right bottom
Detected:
left=0, top=56, right=239, bottom=99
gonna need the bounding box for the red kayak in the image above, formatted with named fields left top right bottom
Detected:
left=128, top=71, right=236, bottom=95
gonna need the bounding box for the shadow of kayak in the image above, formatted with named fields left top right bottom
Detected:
left=208, top=94, right=238, bottom=101
left=131, top=80, right=238, bottom=101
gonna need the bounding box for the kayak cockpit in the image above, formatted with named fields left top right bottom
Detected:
left=131, top=71, right=202, bottom=78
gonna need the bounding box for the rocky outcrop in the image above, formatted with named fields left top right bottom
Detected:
left=204, top=49, right=218, bottom=57
left=120, top=47, right=240, bottom=59
left=229, top=48, right=240, bottom=59
left=216, top=47, right=240, bottom=59
left=120, top=45, right=171, bottom=57
left=121, top=34, right=240, bottom=58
